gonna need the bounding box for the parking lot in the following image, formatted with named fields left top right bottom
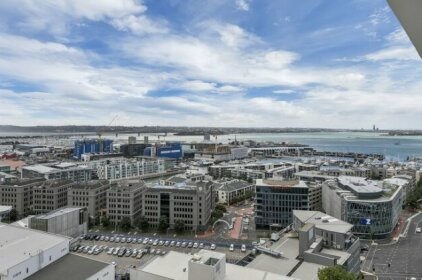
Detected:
left=73, top=233, right=252, bottom=275
left=362, top=212, right=422, bottom=280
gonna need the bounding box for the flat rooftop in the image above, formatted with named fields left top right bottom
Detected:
left=337, top=176, right=383, bottom=198
left=0, top=223, right=71, bottom=274
left=23, top=165, right=58, bottom=174
left=26, top=253, right=110, bottom=280
left=256, top=179, right=307, bottom=188
left=248, top=235, right=324, bottom=279
left=294, top=210, right=353, bottom=234
left=136, top=250, right=295, bottom=280
left=32, top=207, right=83, bottom=220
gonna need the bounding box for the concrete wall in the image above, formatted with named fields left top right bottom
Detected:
left=3, top=239, right=69, bottom=280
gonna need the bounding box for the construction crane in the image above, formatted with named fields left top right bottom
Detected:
left=97, top=115, right=119, bottom=139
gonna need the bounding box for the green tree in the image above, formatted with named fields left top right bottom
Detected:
left=158, top=215, right=169, bottom=233
left=134, top=216, right=149, bottom=232
left=215, top=204, right=227, bottom=213
left=9, top=208, right=18, bottom=222
left=102, top=216, right=110, bottom=228
left=318, top=266, right=355, bottom=280
left=174, top=219, right=185, bottom=234
left=119, top=217, right=132, bottom=232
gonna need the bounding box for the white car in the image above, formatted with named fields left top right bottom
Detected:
left=241, top=244, right=246, bottom=252
left=229, top=244, right=234, bottom=252
left=210, top=244, right=216, bottom=250
left=153, top=239, right=159, bottom=246
left=170, top=241, right=176, bottom=247
left=416, top=227, right=421, bottom=233
left=193, top=242, right=199, bottom=248
left=143, top=238, right=149, bottom=245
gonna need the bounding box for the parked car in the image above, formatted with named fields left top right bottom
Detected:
left=137, top=238, right=143, bottom=244
left=150, top=248, right=156, bottom=254
left=193, top=242, right=198, bottom=249
left=159, top=240, right=164, bottom=246
left=210, top=244, right=216, bottom=250
left=164, top=240, right=170, bottom=246
left=143, top=238, right=149, bottom=245
left=199, top=243, right=205, bottom=249
left=187, top=242, right=193, bottom=248
left=153, top=239, right=159, bottom=246
left=131, top=249, right=138, bottom=257
left=100, top=235, right=105, bottom=241
left=156, top=249, right=161, bottom=255
left=127, top=237, right=132, bottom=243
left=110, top=237, right=115, bottom=242
left=170, top=241, right=176, bottom=247
left=104, top=236, right=110, bottom=242
left=241, top=244, right=246, bottom=253
left=121, top=237, right=126, bottom=243
left=417, top=227, right=421, bottom=233
left=181, top=242, right=187, bottom=248
left=229, top=244, right=234, bottom=252
left=176, top=241, right=181, bottom=247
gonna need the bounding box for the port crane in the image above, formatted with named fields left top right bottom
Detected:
left=97, top=115, right=119, bottom=139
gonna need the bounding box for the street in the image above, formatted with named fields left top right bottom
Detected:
left=362, top=212, right=422, bottom=280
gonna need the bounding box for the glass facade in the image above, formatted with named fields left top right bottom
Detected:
left=343, top=188, right=402, bottom=239
left=255, top=185, right=309, bottom=229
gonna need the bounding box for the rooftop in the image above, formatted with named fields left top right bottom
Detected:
left=32, top=207, right=84, bottom=220
left=248, top=235, right=323, bottom=280
left=294, top=210, right=353, bottom=234
left=136, top=250, right=295, bottom=280
left=337, top=176, right=383, bottom=199
left=23, top=164, right=58, bottom=174
left=218, top=180, right=252, bottom=192
left=256, top=179, right=308, bottom=188
left=0, top=223, right=71, bottom=274
left=27, top=254, right=111, bottom=280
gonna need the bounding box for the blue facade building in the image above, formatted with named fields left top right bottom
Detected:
left=156, top=143, right=182, bottom=159
left=73, top=139, right=113, bottom=159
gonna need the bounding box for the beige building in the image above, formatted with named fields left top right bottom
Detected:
left=0, top=178, right=45, bottom=217
left=68, top=180, right=110, bottom=219
left=143, top=181, right=213, bottom=231
left=32, top=180, right=75, bottom=214
left=106, top=180, right=145, bottom=225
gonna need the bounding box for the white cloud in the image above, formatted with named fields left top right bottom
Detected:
left=216, top=23, right=260, bottom=48
left=235, top=0, right=251, bottom=11
left=180, top=80, right=243, bottom=93
left=365, top=46, right=419, bottom=61
left=111, top=15, right=168, bottom=35
left=0, top=0, right=154, bottom=36
left=273, top=89, right=294, bottom=94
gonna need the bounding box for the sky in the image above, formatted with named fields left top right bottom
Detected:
left=0, top=0, right=421, bottom=129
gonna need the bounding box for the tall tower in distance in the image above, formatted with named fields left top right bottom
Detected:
left=373, top=124, right=376, bottom=131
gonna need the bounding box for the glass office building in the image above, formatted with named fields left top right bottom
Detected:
left=322, top=176, right=403, bottom=239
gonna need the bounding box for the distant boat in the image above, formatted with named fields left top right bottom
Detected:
left=394, top=141, right=400, bottom=146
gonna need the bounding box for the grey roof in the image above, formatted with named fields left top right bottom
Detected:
left=32, top=207, right=84, bottom=220
left=27, top=254, right=110, bottom=280
left=218, top=181, right=252, bottom=192
left=293, top=210, right=353, bottom=234
left=337, top=176, right=383, bottom=199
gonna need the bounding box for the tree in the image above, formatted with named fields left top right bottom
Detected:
left=174, top=219, right=185, bottom=234
left=215, top=204, right=227, bottom=213
left=119, top=217, right=132, bottom=232
left=318, top=266, right=355, bottom=280
left=134, top=216, right=149, bottom=232
left=88, top=216, right=94, bottom=229
left=102, top=216, right=110, bottom=228
left=9, top=208, right=18, bottom=222
left=158, top=215, right=169, bottom=233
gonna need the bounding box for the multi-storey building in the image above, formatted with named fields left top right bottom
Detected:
left=0, top=178, right=45, bottom=216
left=106, top=180, right=145, bottom=225
left=322, top=176, right=403, bottom=239
left=67, top=180, right=110, bottom=219
left=216, top=180, right=255, bottom=204
left=96, top=157, right=173, bottom=180
left=292, top=210, right=361, bottom=274
left=21, top=163, right=94, bottom=183
left=142, top=180, right=213, bottom=231
left=254, top=179, right=321, bottom=229
left=32, top=180, right=75, bottom=214
left=73, top=139, right=113, bottom=160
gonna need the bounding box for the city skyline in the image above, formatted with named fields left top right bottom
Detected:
left=0, top=0, right=421, bottom=128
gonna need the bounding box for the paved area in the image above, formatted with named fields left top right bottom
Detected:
left=75, top=234, right=250, bottom=275
left=362, top=212, right=422, bottom=280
